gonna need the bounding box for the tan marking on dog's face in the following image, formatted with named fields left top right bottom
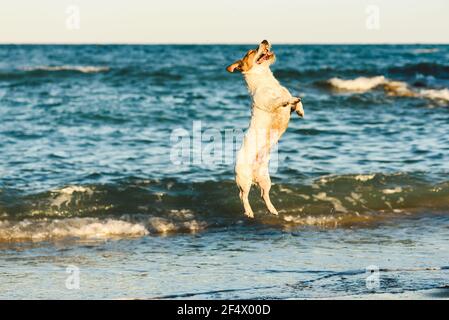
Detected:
left=226, top=49, right=258, bottom=73
left=226, top=40, right=275, bottom=73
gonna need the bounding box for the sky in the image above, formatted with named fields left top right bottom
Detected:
left=1, top=0, right=448, bottom=44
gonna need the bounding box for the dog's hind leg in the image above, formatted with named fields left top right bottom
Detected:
left=236, top=169, right=255, bottom=218
left=258, top=173, right=278, bottom=216
left=238, top=180, right=254, bottom=218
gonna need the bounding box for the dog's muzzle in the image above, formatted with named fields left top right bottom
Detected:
left=256, top=40, right=273, bottom=64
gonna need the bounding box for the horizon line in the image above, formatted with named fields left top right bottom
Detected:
left=1, top=42, right=448, bottom=46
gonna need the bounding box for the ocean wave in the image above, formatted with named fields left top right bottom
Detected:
left=327, top=76, right=449, bottom=102
left=50, top=186, right=94, bottom=208
left=0, top=211, right=206, bottom=242
left=0, top=65, right=110, bottom=80
left=412, top=48, right=439, bottom=54
left=419, top=88, right=449, bottom=101
left=0, top=218, right=148, bottom=242
left=1, top=173, right=449, bottom=242
left=328, top=76, right=386, bottom=92
left=147, top=214, right=207, bottom=233
left=20, top=65, right=109, bottom=73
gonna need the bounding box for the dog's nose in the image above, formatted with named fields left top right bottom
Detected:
left=261, top=40, right=269, bottom=45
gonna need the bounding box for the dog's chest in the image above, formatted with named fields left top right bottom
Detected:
left=270, top=108, right=291, bottom=133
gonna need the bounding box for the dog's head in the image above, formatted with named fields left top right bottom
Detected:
left=226, top=40, right=275, bottom=73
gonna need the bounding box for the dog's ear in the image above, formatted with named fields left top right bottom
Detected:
left=226, top=60, right=242, bottom=73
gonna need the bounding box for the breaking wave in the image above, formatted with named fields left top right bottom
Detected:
left=327, top=76, right=449, bottom=102
left=328, top=76, right=387, bottom=92
left=419, top=88, right=449, bottom=101
left=0, top=218, right=148, bottom=242
left=1, top=173, right=449, bottom=242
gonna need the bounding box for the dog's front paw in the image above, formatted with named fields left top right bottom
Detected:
left=290, top=97, right=301, bottom=105
left=290, top=97, right=304, bottom=118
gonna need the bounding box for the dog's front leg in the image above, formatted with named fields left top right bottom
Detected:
left=254, top=88, right=293, bottom=112
left=289, top=97, right=304, bottom=118
left=275, top=97, right=300, bottom=108
left=273, top=97, right=304, bottom=117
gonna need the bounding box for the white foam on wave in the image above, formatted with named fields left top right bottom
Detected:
left=354, top=174, right=376, bottom=182
left=147, top=217, right=205, bottom=233
left=412, top=48, right=439, bottom=54
left=0, top=218, right=148, bottom=242
left=385, top=82, right=449, bottom=101
left=317, top=174, right=376, bottom=185
left=382, top=187, right=403, bottom=195
left=313, top=192, right=348, bottom=213
left=147, top=210, right=206, bottom=234
left=328, top=76, right=449, bottom=102
left=21, top=66, right=109, bottom=73
left=328, top=76, right=386, bottom=92
left=419, top=88, right=449, bottom=102
left=283, top=214, right=341, bottom=227
left=383, top=81, right=417, bottom=97
left=51, top=186, right=94, bottom=208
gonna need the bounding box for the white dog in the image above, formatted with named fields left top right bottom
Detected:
left=227, top=40, right=304, bottom=218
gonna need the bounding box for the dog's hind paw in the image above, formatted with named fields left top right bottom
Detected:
left=244, top=211, right=255, bottom=219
